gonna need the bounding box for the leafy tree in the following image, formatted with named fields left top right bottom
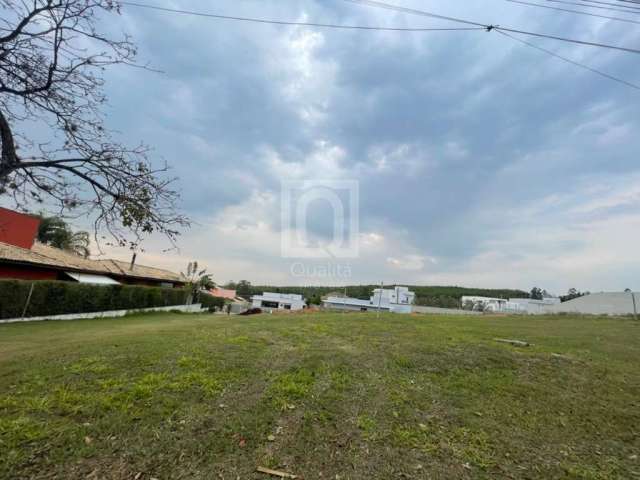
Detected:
left=307, top=294, right=322, bottom=306
left=530, top=287, right=543, bottom=300
left=0, top=0, right=188, bottom=247
left=36, top=214, right=90, bottom=257
left=181, top=261, right=213, bottom=304
left=560, top=288, right=588, bottom=302
left=235, top=280, right=252, bottom=298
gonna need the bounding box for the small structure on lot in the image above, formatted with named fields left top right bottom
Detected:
left=251, top=292, right=306, bottom=311
left=323, top=286, right=415, bottom=314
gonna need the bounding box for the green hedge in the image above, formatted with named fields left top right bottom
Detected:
left=198, top=293, right=226, bottom=312
left=0, top=279, right=190, bottom=320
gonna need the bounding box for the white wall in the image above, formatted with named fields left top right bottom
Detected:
left=544, top=292, right=639, bottom=315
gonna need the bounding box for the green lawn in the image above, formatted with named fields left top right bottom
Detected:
left=0, top=312, right=639, bottom=479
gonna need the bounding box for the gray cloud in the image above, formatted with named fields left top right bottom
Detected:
left=89, top=0, right=640, bottom=292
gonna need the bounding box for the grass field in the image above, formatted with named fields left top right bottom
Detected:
left=0, top=312, right=639, bottom=479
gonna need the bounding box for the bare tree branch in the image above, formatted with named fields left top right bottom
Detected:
left=0, top=0, right=188, bottom=247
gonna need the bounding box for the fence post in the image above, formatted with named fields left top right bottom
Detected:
left=21, top=283, right=35, bottom=319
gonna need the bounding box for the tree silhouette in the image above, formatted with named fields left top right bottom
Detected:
left=0, top=0, right=188, bottom=247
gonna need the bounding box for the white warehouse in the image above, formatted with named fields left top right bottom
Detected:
left=323, top=286, right=415, bottom=314
left=251, top=292, right=306, bottom=311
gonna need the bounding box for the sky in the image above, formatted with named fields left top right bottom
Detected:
left=75, top=0, right=640, bottom=293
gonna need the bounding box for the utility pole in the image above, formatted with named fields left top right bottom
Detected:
left=377, top=281, right=383, bottom=318
left=343, top=286, right=347, bottom=314
left=625, top=288, right=638, bottom=320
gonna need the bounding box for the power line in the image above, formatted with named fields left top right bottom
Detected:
left=343, top=0, right=640, bottom=54
left=545, top=0, right=640, bottom=15
left=507, top=0, right=640, bottom=24
left=118, top=0, right=640, bottom=91
left=118, top=1, right=484, bottom=32
left=572, top=0, right=640, bottom=10
left=496, top=30, right=640, bottom=90
left=343, top=0, right=487, bottom=27
left=609, top=0, right=640, bottom=6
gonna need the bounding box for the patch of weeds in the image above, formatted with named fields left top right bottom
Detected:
left=0, top=395, right=18, bottom=410
left=67, top=356, right=110, bottom=375
left=100, top=390, right=135, bottom=414
left=0, top=415, right=51, bottom=471
left=356, top=414, right=378, bottom=440
left=329, top=368, right=352, bottom=391
left=447, top=427, right=496, bottom=469
left=268, top=368, right=316, bottom=409
left=563, top=464, right=614, bottom=480
left=51, top=386, right=91, bottom=416
left=0, top=415, right=49, bottom=448
left=130, top=372, right=169, bottom=400
left=226, top=335, right=251, bottom=345
left=393, top=422, right=496, bottom=469
left=23, top=396, right=51, bottom=414
left=97, top=377, right=124, bottom=391
left=392, top=424, right=440, bottom=453
left=177, top=355, right=209, bottom=370
left=310, top=323, right=331, bottom=334
left=169, top=372, right=222, bottom=397
left=391, top=354, right=416, bottom=370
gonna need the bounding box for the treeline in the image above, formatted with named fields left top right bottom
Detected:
left=238, top=284, right=528, bottom=308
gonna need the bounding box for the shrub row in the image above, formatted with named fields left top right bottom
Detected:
left=198, top=293, right=226, bottom=312
left=0, top=279, right=191, bottom=320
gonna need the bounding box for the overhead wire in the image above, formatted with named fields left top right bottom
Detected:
left=343, top=0, right=640, bottom=54
left=544, top=0, right=640, bottom=15
left=345, top=0, right=640, bottom=91
left=570, top=0, right=640, bottom=10
left=506, top=0, right=640, bottom=24
left=608, top=0, right=640, bottom=6
left=496, top=30, right=640, bottom=90
left=118, top=1, right=484, bottom=32
left=118, top=0, right=640, bottom=91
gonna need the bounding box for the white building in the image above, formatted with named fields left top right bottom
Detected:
left=509, top=297, right=560, bottom=314
left=251, top=292, right=306, bottom=311
left=323, top=286, right=415, bottom=314
left=461, top=296, right=523, bottom=313
left=462, top=296, right=506, bottom=312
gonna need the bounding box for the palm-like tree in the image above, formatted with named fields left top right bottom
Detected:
left=181, top=261, right=214, bottom=304
left=36, top=214, right=91, bottom=258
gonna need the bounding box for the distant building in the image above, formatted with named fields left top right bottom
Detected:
left=509, top=297, right=560, bottom=314
left=543, top=292, right=639, bottom=316
left=251, top=292, right=306, bottom=311
left=461, top=295, right=532, bottom=313
left=323, top=286, right=415, bottom=314
left=208, top=287, right=237, bottom=300
left=461, top=296, right=511, bottom=312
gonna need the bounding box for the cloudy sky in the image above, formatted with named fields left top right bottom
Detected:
left=91, top=0, right=640, bottom=293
